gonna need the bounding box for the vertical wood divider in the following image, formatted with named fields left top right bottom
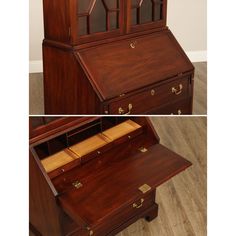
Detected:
left=69, top=0, right=78, bottom=44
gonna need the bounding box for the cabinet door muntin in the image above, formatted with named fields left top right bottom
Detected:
left=77, top=0, right=122, bottom=36
left=130, top=0, right=164, bottom=27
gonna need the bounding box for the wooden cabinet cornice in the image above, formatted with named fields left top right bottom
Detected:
left=42, top=0, right=194, bottom=114
left=29, top=117, right=192, bottom=235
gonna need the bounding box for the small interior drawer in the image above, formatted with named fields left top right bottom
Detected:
left=40, top=120, right=144, bottom=178
left=108, top=76, right=190, bottom=115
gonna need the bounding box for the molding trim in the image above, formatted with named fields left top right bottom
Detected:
left=29, top=50, right=207, bottom=73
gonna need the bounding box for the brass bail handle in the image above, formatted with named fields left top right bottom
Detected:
left=172, top=84, right=183, bottom=95
left=118, top=104, right=133, bottom=115
left=133, top=198, right=144, bottom=209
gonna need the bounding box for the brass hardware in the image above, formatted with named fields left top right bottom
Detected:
left=118, top=107, right=124, bottom=114
left=151, top=89, right=155, bottom=96
left=138, top=184, right=151, bottom=194
left=170, top=110, right=181, bottom=115
left=97, top=151, right=101, bottom=155
left=139, top=147, right=148, bottom=153
left=61, top=168, right=65, bottom=172
left=86, top=227, right=93, bottom=236
left=72, top=180, right=83, bottom=189
left=130, top=41, right=137, bottom=49
left=128, top=135, right=131, bottom=139
left=133, top=198, right=144, bottom=209
left=119, top=93, right=125, bottom=97
left=118, top=103, right=133, bottom=115
left=172, top=84, right=183, bottom=95
left=104, top=110, right=108, bottom=114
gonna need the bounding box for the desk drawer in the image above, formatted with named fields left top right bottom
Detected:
left=67, top=191, right=155, bottom=236
left=108, top=76, right=191, bottom=115
left=147, top=99, right=192, bottom=115
left=91, top=191, right=156, bottom=236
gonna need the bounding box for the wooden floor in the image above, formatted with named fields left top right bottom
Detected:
left=29, top=117, right=207, bottom=236
left=116, top=117, right=207, bottom=236
left=29, top=62, right=207, bottom=115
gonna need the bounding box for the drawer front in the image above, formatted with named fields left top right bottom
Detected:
left=67, top=192, right=155, bottom=236
left=92, top=191, right=156, bottom=235
left=148, top=99, right=192, bottom=115
left=108, top=76, right=190, bottom=115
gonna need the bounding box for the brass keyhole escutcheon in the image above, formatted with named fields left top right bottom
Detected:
left=151, top=89, right=155, bottom=96
left=130, top=41, right=137, bottom=49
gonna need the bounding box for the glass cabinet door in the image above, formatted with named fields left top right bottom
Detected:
left=129, top=0, right=166, bottom=32
left=76, top=0, right=123, bottom=43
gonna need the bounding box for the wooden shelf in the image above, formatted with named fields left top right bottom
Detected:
left=41, top=150, right=78, bottom=173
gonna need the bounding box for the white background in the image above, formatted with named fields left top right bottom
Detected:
left=0, top=0, right=236, bottom=235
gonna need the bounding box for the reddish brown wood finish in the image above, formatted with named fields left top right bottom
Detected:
left=43, top=0, right=70, bottom=43
left=77, top=31, right=193, bottom=100
left=42, top=0, right=194, bottom=115
left=29, top=117, right=192, bottom=236
left=29, top=150, right=62, bottom=236
left=58, top=144, right=191, bottom=231
left=43, top=45, right=101, bottom=114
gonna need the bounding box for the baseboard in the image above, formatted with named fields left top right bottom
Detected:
left=29, top=50, right=207, bottom=73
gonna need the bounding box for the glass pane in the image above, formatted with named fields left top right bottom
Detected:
left=140, top=0, right=152, bottom=24
left=77, top=0, right=120, bottom=36
left=78, top=0, right=91, bottom=14
left=154, top=3, right=162, bottom=21
left=79, top=16, right=87, bottom=35
left=131, top=8, right=137, bottom=25
left=109, top=12, right=118, bottom=30
left=104, top=0, right=119, bottom=10
left=131, top=0, right=163, bottom=26
left=90, top=0, right=106, bottom=34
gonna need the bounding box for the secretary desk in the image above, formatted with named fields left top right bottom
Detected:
left=29, top=117, right=192, bottom=235
left=42, top=0, right=194, bottom=114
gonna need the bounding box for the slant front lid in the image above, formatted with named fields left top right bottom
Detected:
left=76, top=30, right=194, bottom=100
left=58, top=144, right=192, bottom=229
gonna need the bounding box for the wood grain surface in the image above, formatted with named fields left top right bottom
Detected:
left=115, top=117, right=207, bottom=236
left=29, top=62, right=206, bottom=115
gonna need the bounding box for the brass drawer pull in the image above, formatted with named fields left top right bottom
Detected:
left=170, top=110, right=182, bottom=115
left=133, top=198, right=144, bottom=209
left=130, top=41, right=137, bottom=49
left=172, top=84, right=183, bottom=95
left=86, top=227, right=93, bottom=236
left=118, top=104, right=133, bottom=115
